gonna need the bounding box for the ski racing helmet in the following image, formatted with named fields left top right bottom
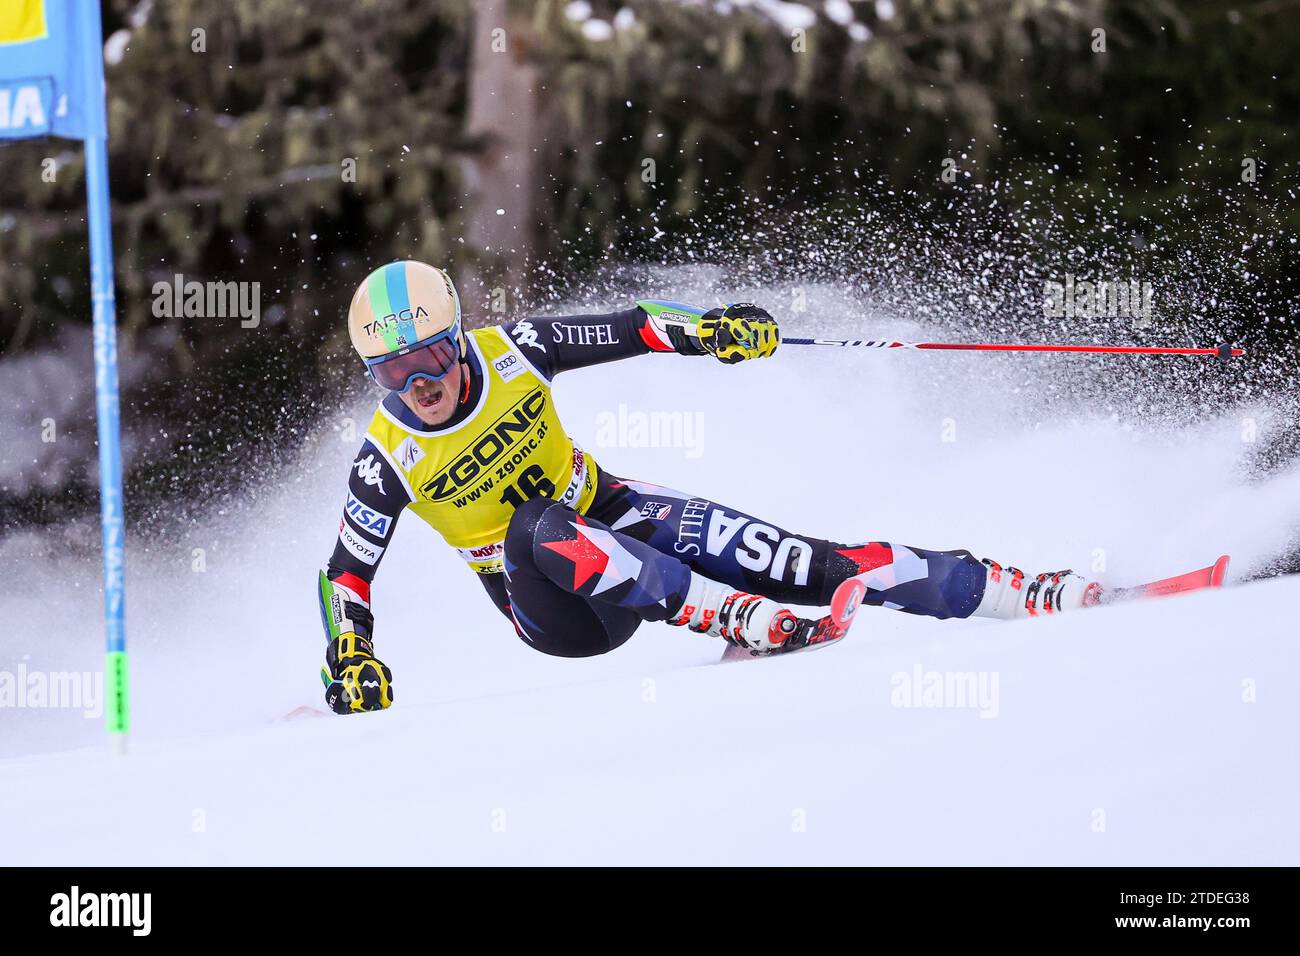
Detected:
left=348, top=260, right=466, bottom=392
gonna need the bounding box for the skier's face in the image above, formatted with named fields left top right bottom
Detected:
left=398, top=361, right=463, bottom=425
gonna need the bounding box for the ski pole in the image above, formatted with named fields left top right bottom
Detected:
left=782, top=338, right=1245, bottom=358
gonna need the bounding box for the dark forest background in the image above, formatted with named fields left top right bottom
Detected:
left=1, top=0, right=1297, bottom=533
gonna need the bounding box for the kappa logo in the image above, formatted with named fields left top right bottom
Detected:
left=395, top=436, right=425, bottom=472
left=510, top=320, right=545, bottom=353
left=352, top=454, right=387, bottom=495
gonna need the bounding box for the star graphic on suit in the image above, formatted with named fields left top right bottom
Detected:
left=540, top=517, right=643, bottom=594
left=573, top=523, right=643, bottom=596
left=835, top=543, right=893, bottom=575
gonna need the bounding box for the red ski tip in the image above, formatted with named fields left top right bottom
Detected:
left=1132, top=555, right=1233, bottom=600
left=1209, top=554, right=1231, bottom=588
left=830, top=577, right=868, bottom=629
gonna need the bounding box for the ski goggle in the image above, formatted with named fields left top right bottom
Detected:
left=363, top=321, right=463, bottom=393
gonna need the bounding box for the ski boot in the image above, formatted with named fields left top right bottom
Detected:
left=972, top=558, right=1103, bottom=619
left=668, top=573, right=864, bottom=655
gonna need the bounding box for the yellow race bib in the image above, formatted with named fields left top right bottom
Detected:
left=364, top=327, right=598, bottom=573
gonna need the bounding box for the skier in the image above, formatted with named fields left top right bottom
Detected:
left=317, top=260, right=1098, bottom=714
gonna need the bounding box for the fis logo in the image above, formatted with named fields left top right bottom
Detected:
left=395, top=436, right=425, bottom=471
left=640, top=502, right=673, bottom=521
left=420, top=389, right=547, bottom=501
left=345, top=493, right=392, bottom=538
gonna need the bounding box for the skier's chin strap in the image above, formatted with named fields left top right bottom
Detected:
left=457, top=359, right=473, bottom=406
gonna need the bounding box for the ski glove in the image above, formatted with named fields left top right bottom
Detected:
left=322, top=632, right=394, bottom=714
left=698, top=304, right=780, bottom=364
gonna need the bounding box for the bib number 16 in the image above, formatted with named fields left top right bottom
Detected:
left=499, top=464, right=556, bottom=508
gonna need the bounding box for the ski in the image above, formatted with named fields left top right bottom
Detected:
left=719, top=576, right=867, bottom=663
left=1095, top=554, right=1230, bottom=605
left=721, top=555, right=1229, bottom=662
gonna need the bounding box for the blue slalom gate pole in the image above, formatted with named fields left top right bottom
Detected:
left=0, top=1, right=129, bottom=748
left=77, top=3, right=129, bottom=749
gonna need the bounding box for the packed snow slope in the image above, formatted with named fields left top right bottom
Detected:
left=3, top=286, right=1298, bottom=864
